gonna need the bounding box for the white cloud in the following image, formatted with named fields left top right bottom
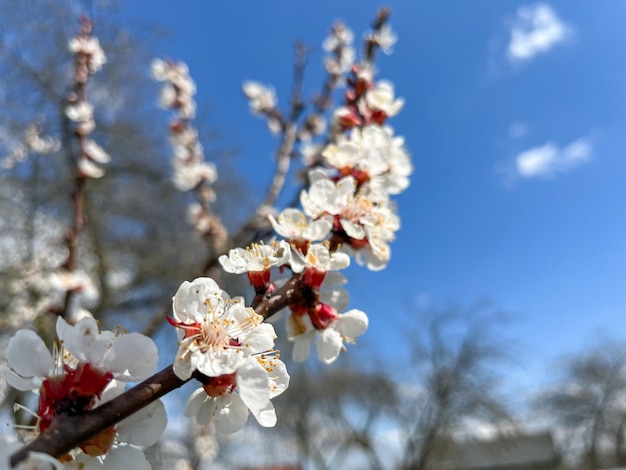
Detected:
left=515, top=138, right=593, bottom=179
left=507, top=3, right=573, bottom=63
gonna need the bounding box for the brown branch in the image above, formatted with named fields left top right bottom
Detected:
left=58, top=18, right=95, bottom=319
left=10, top=272, right=304, bottom=466
left=9, top=365, right=186, bottom=467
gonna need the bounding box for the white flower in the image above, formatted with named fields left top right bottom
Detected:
left=24, top=124, right=60, bottom=155
left=323, top=22, right=354, bottom=52
left=96, top=383, right=167, bottom=450
left=48, top=269, right=101, bottom=309
left=83, top=140, right=110, bottom=164
left=366, top=24, right=397, bottom=54
left=157, top=83, right=177, bottom=109
left=150, top=58, right=170, bottom=81
left=65, top=101, right=95, bottom=135
left=151, top=60, right=195, bottom=93
left=69, top=36, right=106, bottom=73
left=77, top=156, right=105, bottom=179
left=219, top=240, right=291, bottom=275
left=58, top=382, right=167, bottom=465
left=0, top=322, right=162, bottom=466
left=363, top=80, right=404, bottom=118
left=242, top=81, right=277, bottom=113
left=0, top=434, right=64, bottom=469
left=187, top=202, right=216, bottom=234
left=0, top=329, right=54, bottom=391
left=322, top=125, right=411, bottom=195
left=301, top=174, right=400, bottom=270
left=299, top=141, right=324, bottom=167
left=172, top=160, right=217, bottom=191
left=300, top=171, right=356, bottom=219
left=169, top=277, right=289, bottom=433
left=289, top=243, right=350, bottom=274
left=152, top=59, right=197, bottom=119
left=169, top=277, right=276, bottom=380
left=184, top=355, right=288, bottom=433
left=94, top=445, right=151, bottom=470
left=287, top=308, right=368, bottom=364
left=56, top=316, right=158, bottom=382
left=151, top=59, right=196, bottom=95
left=268, top=208, right=332, bottom=244
left=323, top=22, right=355, bottom=75
left=65, top=101, right=94, bottom=123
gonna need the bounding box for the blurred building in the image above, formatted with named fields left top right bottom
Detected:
left=434, top=431, right=560, bottom=470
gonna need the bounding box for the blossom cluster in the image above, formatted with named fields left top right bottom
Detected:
left=0, top=317, right=165, bottom=468
left=217, top=17, right=410, bottom=368
left=3, top=9, right=410, bottom=467
left=167, top=277, right=289, bottom=433
left=152, top=59, right=224, bottom=242
left=242, top=81, right=282, bottom=135
left=65, top=18, right=110, bottom=179
left=1, top=123, right=61, bottom=170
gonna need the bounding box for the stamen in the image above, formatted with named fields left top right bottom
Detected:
left=13, top=403, right=39, bottom=419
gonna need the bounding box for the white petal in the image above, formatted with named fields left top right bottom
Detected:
left=172, top=280, right=193, bottom=322
left=329, top=252, right=350, bottom=270
left=172, top=277, right=224, bottom=322
left=196, top=349, right=244, bottom=378
left=242, top=323, right=276, bottom=354
left=185, top=388, right=209, bottom=418
left=335, top=309, right=369, bottom=340
left=16, top=451, right=66, bottom=469
left=105, top=333, right=158, bottom=381
left=78, top=157, right=105, bottom=178
left=320, top=287, right=350, bottom=312
left=0, top=365, right=40, bottom=391
left=84, top=140, right=110, bottom=164
left=5, top=330, right=53, bottom=382
left=98, top=380, right=125, bottom=404
left=288, top=250, right=306, bottom=273
left=173, top=348, right=194, bottom=381
left=304, top=215, right=333, bottom=241
left=237, top=359, right=275, bottom=427
left=227, top=303, right=260, bottom=328
left=117, top=399, right=167, bottom=446
left=340, top=219, right=365, bottom=239
left=101, top=445, right=150, bottom=470
left=323, top=271, right=348, bottom=287
left=291, top=332, right=315, bottom=363
left=56, top=316, right=102, bottom=362
left=213, top=394, right=249, bottom=433
left=360, top=245, right=388, bottom=271
left=267, top=359, right=290, bottom=399
left=316, top=328, right=343, bottom=364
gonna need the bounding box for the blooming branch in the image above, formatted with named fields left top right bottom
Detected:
left=152, top=58, right=228, bottom=250
left=8, top=274, right=301, bottom=465
left=56, top=16, right=109, bottom=321
left=5, top=7, right=411, bottom=468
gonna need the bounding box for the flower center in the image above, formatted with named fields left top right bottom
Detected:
left=201, top=372, right=237, bottom=397
left=38, top=361, right=114, bottom=447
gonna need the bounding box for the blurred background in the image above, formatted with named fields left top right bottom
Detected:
left=1, top=1, right=626, bottom=468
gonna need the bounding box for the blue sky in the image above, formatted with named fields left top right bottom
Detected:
left=119, top=2, right=626, bottom=392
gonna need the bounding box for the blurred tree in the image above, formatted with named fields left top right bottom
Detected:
left=205, top=363, right=398, bottom=469
left=0, top=0, right=250, bottom=435
left=398, top=303, right=517, bottom=470
left=535, top=339, right=626, bottom=469
left=0, top=0, right=248, bottom=335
